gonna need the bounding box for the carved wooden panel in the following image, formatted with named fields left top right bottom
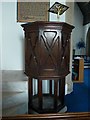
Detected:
left=22, top=22, right=74, bottom=78
left=25, top=32, right=39, bottom=77
left=60, top=32, right=70, bottom=75
left=39, top=30, right=61, bottom=77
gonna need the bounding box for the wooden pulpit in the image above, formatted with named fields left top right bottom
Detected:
left=21, top=21, right=74, bottom=113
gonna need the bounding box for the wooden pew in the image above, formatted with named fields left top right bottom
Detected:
left=2, top=112, right=90, bottom=120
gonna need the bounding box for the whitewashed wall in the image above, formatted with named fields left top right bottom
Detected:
left=73, top=2, right=84, bottom=55
left=2, top=2, right=24, bottom=70
left=0, top=2, right=2, bottom=118
left=65, top=1, right=74, bottom=94
left=0, top=2, right=2, bottom=71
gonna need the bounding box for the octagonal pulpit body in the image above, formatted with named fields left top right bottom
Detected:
left=22, top=21, right=74, bottom=79
left=21, top=21, right=74, bottom=113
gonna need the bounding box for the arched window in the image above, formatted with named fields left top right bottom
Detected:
left=86, top=27, right=90, bottom=56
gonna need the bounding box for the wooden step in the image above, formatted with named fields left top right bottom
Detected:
left=2, top=102, right=28, bottom=116
left=2, top=81, right=28, bottom=92
left=2, top=92, right=28, bottom=109
left=2, top=70, right=28, bottom=92
left=2, top=70, right=28, bottom=82
left=2, top=70, right=28, bottom=116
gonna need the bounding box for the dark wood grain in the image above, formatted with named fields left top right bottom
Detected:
left=2, top=112, right=90, bottom=120
left=21, top=22, right=74, bottom=113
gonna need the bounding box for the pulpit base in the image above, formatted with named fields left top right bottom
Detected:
left=28, top=94, right=66, bottom=114
left=29, top=104, right=67, bottom=114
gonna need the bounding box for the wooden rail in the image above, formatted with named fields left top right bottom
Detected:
left=2, top=112, right=90, bottom=120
